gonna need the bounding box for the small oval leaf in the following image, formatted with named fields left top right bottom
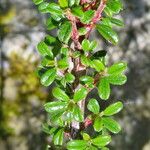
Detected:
left=67, top=140, right=88, bottom=150
left=73, top=87, right=88, bottom=102
left=94, top=116, right=103, bottom=132
left=102, top=117, right=121, bottom=134
left=98, top=78, right=110, bottom=100
left=52, top=87, right=70, bottom=102
left=92, top=135, right=111, bottom=147
left=104, top=101, right=123, bottom=116
left=44, top=101, right=67, bottom=113
left=87, top=99, right=100, bottom=114
left=40, top=68, right=56, bottom=86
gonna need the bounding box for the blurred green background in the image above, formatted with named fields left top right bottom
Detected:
left=0, top=0, right=150, bottom=150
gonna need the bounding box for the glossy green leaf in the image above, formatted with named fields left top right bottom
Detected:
left=110, top=18, right=124, bottom=27
left=90, top=41, right=97, bottom=50
left=81, top=55, right=91, bottom=66
left=73, top=87, right=88, bottom=102
left=52, top=87, right=70, bottom=102
left=49, top=109, right=65, bottom=122
left=87, top=99, right=100, bottom=114
left=102, top=117, right=121, bottom=134
left=53, top=128, right=64, bottom=145
left=65, top=73, right=75, bottom=83
left=81, top=10, right=94, bottom=24
left=68, top=0, right=80, bottom=7
left=107, top=0, right=123, bottom=14
left=57, top=58, right=69, bottom=69
left=101, top=18, right=112, bottom=27
left=47, top=3, right=63, bottom=21
left=38, top=2, right=49, bottom=13
left=44, top=101, right=67, bottom=113
left=94, top=116, right=103, bottom=132
left=40, top=68, right=56, bottom=86
left=67, top=140, right=88, bottom=150
left=33, top=0, right=43, bottom=5
left=82, top=39, right=90, bottom=51
left=104, top=101, right=123, bottom=116
left=72, top=6, right=84, bottom=18
left=107, top=74, right=127, bottom=85
left=98, top=77, right=110, bottom=100
left=92, top=135, right=111, bottom=147
left=73, top=105, right=84, bottom=122
left=58, top=21, right=72, bottom=44
left=58, top=0, right=68, bottom=8
left=80, top=76, right=94, bottom=84
left=82, top=133, right=90, bottom=141
left=61, top=47, right=69, bottom=55
left=108, top=62, right=127, bottom=75
left=79, top=27, right=87, bottom=35
left=96, top=24, right=118, bottom=45
left=37, top=41, right=53, bottom=58
left=90, top=59, right=105, bottom=72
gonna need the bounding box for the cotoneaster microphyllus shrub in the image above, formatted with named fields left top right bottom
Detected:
left=33, top=0, right=127, bottom=149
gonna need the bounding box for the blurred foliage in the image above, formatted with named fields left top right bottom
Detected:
left=0, top=52, right=48, bottom=139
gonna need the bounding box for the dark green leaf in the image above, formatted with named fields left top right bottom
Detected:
left=53, top=128, right=64, bottom=145
left=67, top=140, right=88, bottom=149
left=107, top=74, right=127, bottom=85
left=37, top=41, right=53, bottom=58
left=58, top=21, right=72, bottom=44
left=108, top=62, right=127, bottom=75
left=102, top=117, right=121, bottom=134
left=52, top=87, right=70, bottom=102
left=92, top=50, right=107, bottom=59
left=98, top=77, right=110, bottom=100
left=87, top=99, right=100, bottom=114
left=41, top=57, right=55, bottom=67
left=44, top=35, right=56, bottom=45
left=44, top=101, right=67, bottom=113
left=46, top=18, right=57, bottom=30
left=104, top=101, right=123, bottom=116
left=40, top=68, right=56, bottom=86
left=96, top=24, right=118, bottom=45
left=92, top=135, right=111, bottom=147
left=73, top=87, right=88, bottom=102
left=94, top=116, right=103, bottom=132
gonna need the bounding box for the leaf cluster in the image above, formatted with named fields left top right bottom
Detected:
left=32, top=0, right=127, bottom=149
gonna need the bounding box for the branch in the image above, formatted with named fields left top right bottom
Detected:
left=65, top=10, right=81, bottom=49
left=85, top=0, right=107, bottom=37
